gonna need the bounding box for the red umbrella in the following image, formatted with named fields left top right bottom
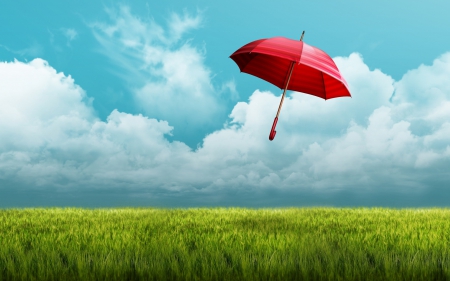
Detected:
left=230, top=31, right=351, bottom=141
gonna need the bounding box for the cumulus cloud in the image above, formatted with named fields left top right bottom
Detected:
left=0, top=59, right=95, bottom=151
left=194, top=52, right=450, bottom=193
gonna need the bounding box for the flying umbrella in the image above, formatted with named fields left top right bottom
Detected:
left=230, top=31, right=351, bottom=141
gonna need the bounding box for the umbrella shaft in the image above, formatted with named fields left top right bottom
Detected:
left=276, top=62, right=295, bottom=118
left=276, top=89, right=288, bottom=118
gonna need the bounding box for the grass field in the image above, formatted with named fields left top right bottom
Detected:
left=0, top=208, right=449, bottom=280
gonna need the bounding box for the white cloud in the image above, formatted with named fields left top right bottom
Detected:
left=168, top=10, right=203, bottom=43
left=194, top=52, right=450, bottom=192
left=90, top=6, right=230, bottom=135
left=391, top=53, right=450, bottom=123
left=0, top=59, right=95, bottom=151
left=289, top=107, right=418, bottom=181
left=0, top=59, right=191, bottom=189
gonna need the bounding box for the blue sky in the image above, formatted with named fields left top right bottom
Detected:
left=1, top=1, right=450, bottom=207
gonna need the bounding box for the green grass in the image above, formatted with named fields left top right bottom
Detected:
left=0, top=208, right=449, bottom=280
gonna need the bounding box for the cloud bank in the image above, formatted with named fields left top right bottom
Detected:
left=1, top=7, right=449, bottom=206
left=1, top=51, right=450, bottom=206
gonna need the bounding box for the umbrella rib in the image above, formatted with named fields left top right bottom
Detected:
left=238, top=52, right=259, bottom=73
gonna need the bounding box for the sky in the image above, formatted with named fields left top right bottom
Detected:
left=1, top=1, right=450, bottom=207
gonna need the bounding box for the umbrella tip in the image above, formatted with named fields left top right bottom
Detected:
left=300, top=31, right=305, bottom=41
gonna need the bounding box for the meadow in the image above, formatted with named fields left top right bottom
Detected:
left=0, top=207, right=449, bottom=280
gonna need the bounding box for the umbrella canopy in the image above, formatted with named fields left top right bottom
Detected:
left=230, top=36, right=351, bottom=100
left=230, top=33, right=351, bottom=140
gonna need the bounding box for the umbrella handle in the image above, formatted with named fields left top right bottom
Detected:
left=269, top=117, right=278, bottom=141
